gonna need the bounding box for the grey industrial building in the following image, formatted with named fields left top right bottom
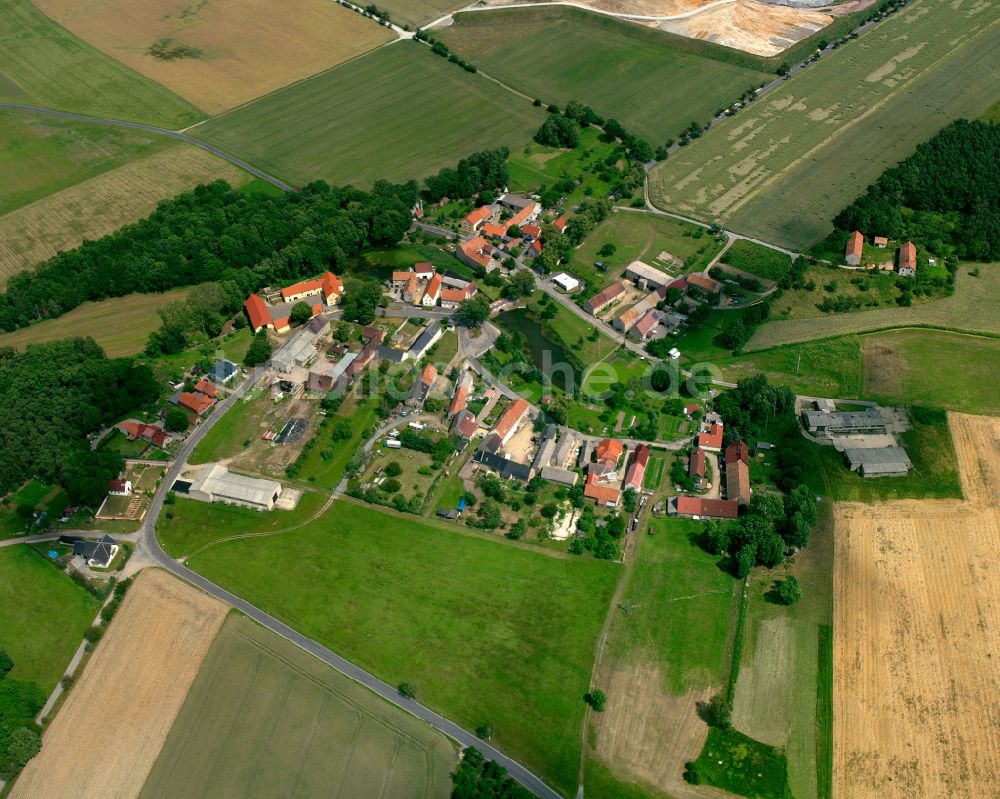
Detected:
left=188, top=464, right=283, bottom=510
left=802, top=408, right=887, bottom=435
left=843, top=447, right=912, bottom=477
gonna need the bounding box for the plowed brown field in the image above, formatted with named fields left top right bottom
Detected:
left=834, top=413, right=1000, bottom=798
left=10, top=570, right=227, bottom=799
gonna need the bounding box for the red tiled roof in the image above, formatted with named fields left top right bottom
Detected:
left=481, top=222, right=507, bottom=239
left=108, top=479, right=129, bottom=493
left=244, top=294, right=271, bottom=332
left=846, top=230, right=864, bottom=259
left=420, top=363, right=438, bottom=386
left=392, top=270, right=414, bottom=281
left=424, top=272, right=442, bottom=300
left=521, top=224, right=542, bottom=239
left=584, top=472, right=620, bottom=506
left=553, top=217, right=567, bottom=233
left=725, top=441, right=749, bottom=465
left=441, top=287, right=469, bottom=303
left=507, top=202, right=539, bottom=229
left=178, top=391, right=214, bottom=415
left=531, top=240, right=542, bottom=254
left=726, top=459, right=751, bottom=503
left=595, top=438, right=624, bottom=467
left=272, top=316, right=290, bottom=331
left=464, top=206, right=492, bottom=226
left=624, top=444, right=649, bottom=490
left=675, top=496, right=738, bottom=519
left=491, top=398, right=529, bottom=442
left=414, top=262, right=434, bottom=274
left=453, top=409, right=479, bottom=439
left=449, top=384, right=468, bottom=417
left=194, top=378, right=218, bottom=399
left=587, top=281, right=626, bottom=312
left=322, top=271, right=343, bottom=299
left=689, top=448, right=706, bottom=478
left=633, top=309, right=658, bottom=337
left=697, top=422, right=724, bottom=449
left=687, top=273, right=721, bottom=293
left=459, top=237, right=495, bottom=270
left=685, top=403, right=700, bottom=415
left=899, top=241, right=916, bottom=270
left=280, top=272, right=342, bottom=302
left=873, top=236, right=888, bottom=246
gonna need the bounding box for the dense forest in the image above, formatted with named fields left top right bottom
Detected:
left=0, top=339, right=158, bottom=504
left=0, top=179, right=417, bottom=333
left=833, top=119, right=1000, bottom=260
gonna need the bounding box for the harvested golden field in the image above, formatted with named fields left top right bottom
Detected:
left=0, top=288, right=189, bottom=357
left=834, top=412, right=1000, bottom=799
left=0, top=146, right=250, bottom=285
left=10, top=570, right=228, bottom=799
left=32, top=0, right=395, bottom=114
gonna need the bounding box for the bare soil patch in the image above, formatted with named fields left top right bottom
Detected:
left=593, top=660, right=732, bottom=799
left=33, top=0, right=394, bottom=113
left=0, top=146, right=250, bottom=284
left=10, top=570, right=228, bottom=799
left=833, top=412, right=1000, bottom=799
left=860, top=339, right=906, bottom=398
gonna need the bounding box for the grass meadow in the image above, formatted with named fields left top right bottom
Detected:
left=198, top=42, right=545, bottom=188
left=34, top=0, right=394, bottom=114
left=372, top=0, right=465, bottom=28
left=157, top=492, right=329, bottom=559
left=716, top=336, right=864, bottom=398
left=0, top=288, right=190, bottom=355
left=569, top=210, right=724, bottom=289
left=140, top=614, right=456, bottom=799
left=0, top=144, right=250, bottom=282
left=649, top=0, right=1000, bottom=249
left=862, top=329, right=1000, bottom=415
left=0, top=545, right=100, bottom=691
left=748, top=263, right=1000, bottom=349
left=0, top=0, right=199, bottom=126
left=439, top=8, right=770, bottom=145
left=718, top=240, right=791, bottom=282
left=186, top=501, right=619, bottom=795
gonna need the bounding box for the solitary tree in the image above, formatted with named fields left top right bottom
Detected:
left=454, top=295, right=490, bottom=328
left=475, top=721, right=493, bottom=739
left=164, top=407, right=190, bottom=433
left=0, top=649, right=12, bottom=678
left=384, top=461, right=403, bottom=478
left=584, top=689, right=607, bottom=712
left=778, top=575, right=802, bottom=605
left=290, top=301, right=313, bottom=326
left=702, top=693, right=731, bottom=728
left=398, top=682, right=417, bottom=699
left=244, top=330, right=272, bottom=366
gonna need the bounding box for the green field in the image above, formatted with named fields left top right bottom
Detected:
left=186, top=501, right=619, bottom=794
left=157, top=492, right=328, bottom=559
left=862, top=329, right=1000, bottom=415
left=374, top=0, right=464, bottom=28
left=439, top=8, right=770, bottom=145
left=0, top=111, right=177, bottom=215
left=507, top=126, right=620, bottom=206
left=0, top=288, right=189, bottom=356
left=649, top=0, right=1000, bottom=249
left=0, top=0, right=200, bottom=127
left=198, top=42, right=545, bottom=188
left=716, top=336, right=863, bottom=398
left=732, top=506, right=835, bottom=799
left=0, top=545, right=100, bottom=691
left=748, top=263, right=1000, bottom=349
left=718, top=240, right=791, bottom=282
left=140, top=614, right=456, bottom=799
left=569, top=210, right=723, bottom=288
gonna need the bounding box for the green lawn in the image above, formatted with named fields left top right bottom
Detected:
left=862, top=329, right=1000, bottom=415
left=569, top=210, right=724, bottom=289
left=187, top=501, right=619, bottom=795
left=689, top=727, right=793, bottom=799
left=198, top=42, right=545, bottom=188
left=0, top=0, right=200, bottom=127
left=0, top=111, right=181, bottom=216
left=0, top=545, right=100, bottom=691
left=507, top=126, right=619, bottom=205
left=157, top=492, right=328, bottom=558
left=716, top=336, right=863, bottom=398
left=719, top=240, right=792, bottom=282
left=140, top=614, right=457, bottom=799
left=294, top=396, right=380, bottom=490
left=650, top=0, right=1000, bottom=248
left=439, top=8, right=770, bottom=145
left=643, top=452, right=669, bottom=492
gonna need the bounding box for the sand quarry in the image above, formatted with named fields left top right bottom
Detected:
left=10, top=570, right=228, bottom=799
left=473, top=0, right=875, bottom=56
left=834, top=413, right=1000, bottom=798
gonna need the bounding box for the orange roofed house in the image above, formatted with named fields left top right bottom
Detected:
left=461, top=206, right=494, bottom=234
left=623, top=445, right=649, bottom=492
left=845, top=231, right=864, bottom=265
left=697, top=422, right=723, bottom=451
left=457, top=238, right=499, bottom=273
left=897, top=241, right=917, bottom=277
left=480, top=398, right=530, bottom=454
left=672, top=495, right=739, bottom=519
left=280, top=271, right=344, bottom=306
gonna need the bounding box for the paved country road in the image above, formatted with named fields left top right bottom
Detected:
left=122, top=339, right=564, bottom=799
left=0, top=103, right=293, bottom=192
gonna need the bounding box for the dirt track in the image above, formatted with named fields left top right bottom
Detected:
left=834, top=413, right=1000, bottom=798
left=10, top=570, right=227, bottom=799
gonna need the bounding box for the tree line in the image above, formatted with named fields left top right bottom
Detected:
left=833, top=119, right=1000, bottom=261
left=0, top=650, right=43, bottom=779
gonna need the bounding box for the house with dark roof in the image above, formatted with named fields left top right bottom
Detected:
left=108, top=479, right=132, bottom=496
left=72, top=535, right=119, bottom=568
